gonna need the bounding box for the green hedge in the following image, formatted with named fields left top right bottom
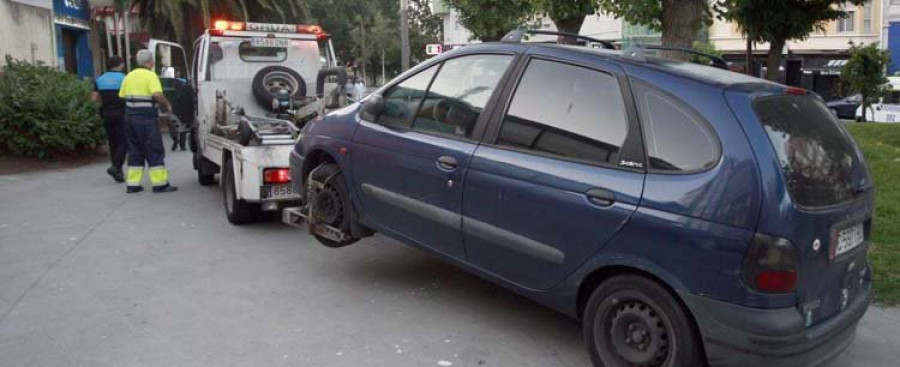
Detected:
left=0, top=56, right=104, bottom=159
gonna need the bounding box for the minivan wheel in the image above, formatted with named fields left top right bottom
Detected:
left=583, top=275, right=703, bottom=367
left=308, top=163, right=358, bottom=248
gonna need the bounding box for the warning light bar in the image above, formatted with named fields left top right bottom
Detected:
left=212, top=20, right=324, bottom=35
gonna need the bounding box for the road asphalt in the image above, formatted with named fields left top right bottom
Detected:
left=1, top=142, right=898, bottom=367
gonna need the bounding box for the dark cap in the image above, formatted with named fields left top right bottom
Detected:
left=108, top=56, right=123, bottom=69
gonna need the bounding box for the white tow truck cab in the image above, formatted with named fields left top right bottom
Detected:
left=185, top=20, right=345, bottom=224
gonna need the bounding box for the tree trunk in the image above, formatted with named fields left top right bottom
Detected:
left=861, top=95, right=868, bottom=122
left=766, top=39, right=785, bottom=82
left=746, top=38, right=753, bottom=76
left=552, top=15, right=587, bottom=45
left=400, top=0, right=410, bottom=72
left=660, top=0, right=704, bottom=61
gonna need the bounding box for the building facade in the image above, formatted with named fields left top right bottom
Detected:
left=883, top=0, right=900, bottom=74
left=711, top=0, right=881, bottom=99
left=0, top=0, right=57, bottom=67
left=53, top=0, right=94, bottom=78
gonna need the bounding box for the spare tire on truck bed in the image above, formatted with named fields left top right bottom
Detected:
left=251, top=66, right=306, bottom=109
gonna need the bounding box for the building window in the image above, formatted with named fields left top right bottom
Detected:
left=863, top=1, right=873, bottom=33
left=838, top=10, right=855, bottom=33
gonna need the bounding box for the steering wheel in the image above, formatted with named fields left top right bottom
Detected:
left=432, top=98, right=452, bottom=123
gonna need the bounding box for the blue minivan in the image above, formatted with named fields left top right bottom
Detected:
left=289, top=37, right=874, bottom=366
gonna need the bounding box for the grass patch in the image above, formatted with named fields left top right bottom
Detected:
left=846, top=123, right=900, bottom=305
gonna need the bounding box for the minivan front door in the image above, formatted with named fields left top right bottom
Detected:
left=463, top=57, right=645, bottom=290
left=352, top=54, right=515, bottom=260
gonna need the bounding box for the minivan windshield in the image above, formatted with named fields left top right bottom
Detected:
left=753, top=95, right=868, bottom=208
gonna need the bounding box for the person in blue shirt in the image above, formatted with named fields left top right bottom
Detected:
left=91, top=56, right=127, bottom=183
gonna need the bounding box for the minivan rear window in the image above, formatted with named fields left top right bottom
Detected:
left=753, top=95, right=866, bottom=207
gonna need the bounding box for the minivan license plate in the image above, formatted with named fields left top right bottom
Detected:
left=835, top=224, right=864, bottom=257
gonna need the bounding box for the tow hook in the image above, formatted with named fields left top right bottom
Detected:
left=281, top=166, right=352, bottom=243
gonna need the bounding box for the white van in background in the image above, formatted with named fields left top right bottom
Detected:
left=855, top=76, right=900, bottom=122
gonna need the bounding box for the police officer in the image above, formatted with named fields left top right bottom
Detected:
left=91, top=56, right=126, bottom=182
left=119, top=49, right=177, bottom=194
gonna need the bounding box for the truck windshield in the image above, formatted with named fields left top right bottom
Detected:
left=753, top=95, right=869, bottom=208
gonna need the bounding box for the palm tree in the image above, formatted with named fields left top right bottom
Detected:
left=130, top=0, right=310, bottom=50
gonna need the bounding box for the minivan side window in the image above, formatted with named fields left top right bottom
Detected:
left=633, top=82, right=720, bottom=172
left=376, top=64, right=439, bottom=127
left=496, top=59, right=629, bottom=166
left=412, top=54, right=513, bottom=138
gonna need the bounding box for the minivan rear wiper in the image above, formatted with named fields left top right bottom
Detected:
left=850, top=184, right=874, bottom=197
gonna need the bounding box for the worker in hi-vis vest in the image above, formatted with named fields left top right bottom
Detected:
left=119, top=49, right=177, bottom=193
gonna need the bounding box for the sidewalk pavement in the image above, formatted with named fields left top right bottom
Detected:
left=0, top=145, right=898, bottom=367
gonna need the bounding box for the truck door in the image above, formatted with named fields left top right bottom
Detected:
left=149, top=40, right=194, bottom=129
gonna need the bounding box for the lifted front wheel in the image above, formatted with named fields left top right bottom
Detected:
left=306, top=163, right=358, bottom=248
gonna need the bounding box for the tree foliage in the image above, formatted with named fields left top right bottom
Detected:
left=716, top=0, right=865, bottom=81
left=0, top=57, right=104, bottom=158
left=445, top=0, right=535, bottom=42
left=531, top=0, right=596, bottom=38
left=131, top=0, right=310, bottom=52
left=841, top=43, right=891, bottom=122
left=313, top=0, right=440, bottom=84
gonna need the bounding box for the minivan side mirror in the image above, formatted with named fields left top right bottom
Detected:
left=359, top=94, right=385, bottom=122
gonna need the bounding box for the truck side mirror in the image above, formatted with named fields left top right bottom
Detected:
left=359, top=94, right=385, bottom=122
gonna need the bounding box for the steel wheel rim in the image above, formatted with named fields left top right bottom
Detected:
left=593, top=292, right=675, bottom=367
left=315, top=184, right=342, bottom=225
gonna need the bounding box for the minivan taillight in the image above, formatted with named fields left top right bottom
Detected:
left=741, top=233, right=799, bottom=293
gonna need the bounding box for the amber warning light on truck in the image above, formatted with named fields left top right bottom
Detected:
left=213, top=20, right=324, bottom=36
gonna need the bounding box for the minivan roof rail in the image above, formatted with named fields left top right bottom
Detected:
left=500, top=29, right=617, bottom=50
left=501, top=30, right=730, bottom=70
left=640, top=46, right=730, bottom=70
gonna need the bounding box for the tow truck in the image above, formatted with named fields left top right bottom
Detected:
left=155, top=20, right=347, bottom=224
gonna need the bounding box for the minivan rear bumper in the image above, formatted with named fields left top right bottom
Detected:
left=680, top=282, right=871, bottom=367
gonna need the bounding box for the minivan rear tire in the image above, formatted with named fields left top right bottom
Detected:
left=583, top=275, right=704, bottom=367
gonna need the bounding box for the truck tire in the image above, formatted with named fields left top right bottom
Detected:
left=308, top=163, right=357, bottom=248
left=252, top=66, right=306, bottom=109
left=195, top=150, right=216, bottom=186
left=223, top=157, right=259, bottom=225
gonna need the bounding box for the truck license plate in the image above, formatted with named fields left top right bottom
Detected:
left=250, top=38, right=290, bottom=48
left=265, top=184, right=297, bottom=199
left=835, top=224, right=864, bottom=257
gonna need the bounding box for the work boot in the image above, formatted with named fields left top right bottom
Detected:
left=107, top=167, right=125, bottom=183
left=152, top=184, right=179, bottom=193
left=126, top=186, right=144, bottom=194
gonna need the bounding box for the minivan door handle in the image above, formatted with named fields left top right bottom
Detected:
left=437, top=155, right=458, bottom=171
left=586, top=188, right=616, bottom=207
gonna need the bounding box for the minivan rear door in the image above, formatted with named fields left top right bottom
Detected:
left=750, top=92, right=874, bottom=326
left=462, top=54, right=645, bottom=291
